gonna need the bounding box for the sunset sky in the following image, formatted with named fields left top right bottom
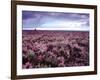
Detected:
left=22, top=11, right=89, bottom=31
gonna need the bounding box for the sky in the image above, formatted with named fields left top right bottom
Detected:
left=22, top=11, right=90, bottom=31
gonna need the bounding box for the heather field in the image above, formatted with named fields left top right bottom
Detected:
left=22, top=30, right=89, bottom=69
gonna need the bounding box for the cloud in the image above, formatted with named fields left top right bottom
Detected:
left=22, top=11, right=89, bottom=31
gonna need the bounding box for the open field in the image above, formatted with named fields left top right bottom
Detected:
left=22, top=30, right=89, bottom=69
